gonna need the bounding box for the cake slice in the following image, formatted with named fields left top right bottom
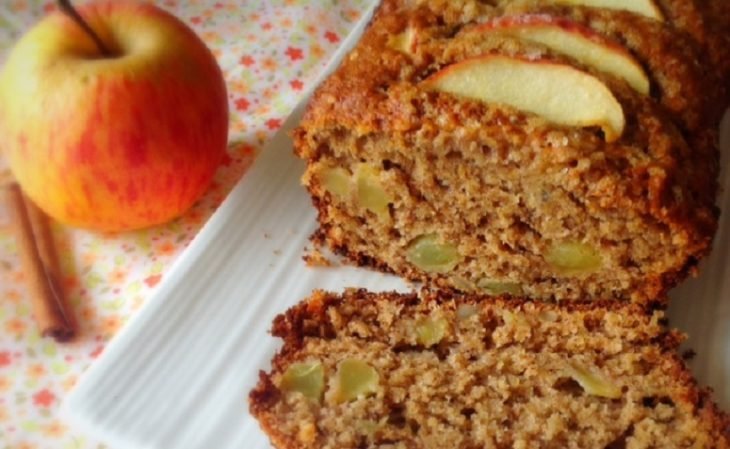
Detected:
left=250, top=290, right=729, bottom=449
left=294, top=0, right=719, bottom=303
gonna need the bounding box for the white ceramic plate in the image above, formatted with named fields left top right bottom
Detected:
left=61, top=4, right=730, bottom=446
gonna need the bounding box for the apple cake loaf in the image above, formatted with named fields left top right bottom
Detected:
left=293, top=0, right=725, bottom=303
left=250, top=290, right=730, bottom=448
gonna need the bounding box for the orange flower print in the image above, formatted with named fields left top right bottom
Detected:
left=15, top=442, right=36, bottom=449
left=81, top=251, right=97, bottom=266
left=0, top=351, right=10, bottom=367
left=157, top=241, right=176, bottom=256
left=102, top=316, right=123, bottom=335
left=262, top=58, right=277, bottom=71
left=0, top=375, right=12, bottom=392
left=42, top=420, right=67, bottom=437
left=311, top=44, right=324, bottom=59
left=345, top=9, right=361, bottom=21
left=62, top=375, right=78, bottom=392
left=79, top=306, right=96, bottom=322
left=11, top=269, right=26, bottom=283
left=32, top=388, right=56, bottom=408
left=5, top=289, right=22, bottom=304
left=5, top=317, right=27, bottom=336
left=109, top=268, right=127, bottom=285
left=26, top=364, right=46, bottom=380
left=144, top=274, right=162, bottom=288
left=229, top=78, right=250, bottom=93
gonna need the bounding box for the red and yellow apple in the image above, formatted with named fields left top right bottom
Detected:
left=475, top=15, right=650, bottom=95
left=423, top=55, right=625, bottom=142
left=0, top=1, right=228, bottom=231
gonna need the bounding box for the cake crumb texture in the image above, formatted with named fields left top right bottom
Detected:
left=250, top=290, right=730, bottom=449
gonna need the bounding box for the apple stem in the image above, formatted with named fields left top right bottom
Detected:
left=57, top=0, right=112, bottom=57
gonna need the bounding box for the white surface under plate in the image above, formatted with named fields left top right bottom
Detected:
left=61, top=6, right=730, bottom=448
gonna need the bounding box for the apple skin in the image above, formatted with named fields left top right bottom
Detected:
left=0, top=1, right=229, bottom=231
left=423, top=55, right=625, bottom=142
left=550, top=0, right=664, bottom=21
left=474, top=14, right=650, bottom=95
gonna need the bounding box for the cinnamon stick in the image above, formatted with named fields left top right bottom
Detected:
left=4, top=183, right=75, bottom=342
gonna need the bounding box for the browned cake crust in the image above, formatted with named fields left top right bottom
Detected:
left=293, top=0, right=724, bottom=303
left=250, top=290, right=730, bottom=448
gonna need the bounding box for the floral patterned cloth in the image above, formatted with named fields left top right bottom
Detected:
left=0, top=1, right=371, bottom=447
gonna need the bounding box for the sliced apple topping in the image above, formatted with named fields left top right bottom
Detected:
left=280, top=361, right=325, bottom=401
left=545, top=241, right=602, bottom=275
left=549, top=0, right=664, bottom=21
left=319, top=165, right=352, bottom=200
left=476, top=16, right=650, bottom=95
left=334, top=359, right=380, bottom=403
left=416, top=316, right=449, bottom=347
left=387, top=25, right=417, bottom=54
left=406, top=234, right=463, bottom=273
left=564, top=361, right=622, bottom=399
left=423, top=55, right=625, bottom=142
left=355, top=164, right=393, bottom=220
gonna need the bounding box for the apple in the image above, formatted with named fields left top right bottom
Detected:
left=387, top=25, right=417, bottom=54
left=0, top=1, right=228, bottom=231
left=475, top=15, right=650, bottom=95
left=548, top=0, right=665, bottom=21
left=423, top=55, right=625, bottom=142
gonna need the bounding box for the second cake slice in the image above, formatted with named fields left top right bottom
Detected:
left=250, top=290, right=730, bottom=448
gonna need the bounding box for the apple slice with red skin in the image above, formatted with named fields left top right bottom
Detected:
left=475, top=15, right=650, bottom=96
left=423, top=55, right=625, bottom=142
left=549, top=0, right=664, bottom=21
